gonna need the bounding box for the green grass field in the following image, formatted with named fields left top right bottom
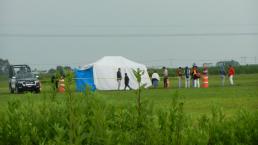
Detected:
left=1, top=74, right=257, bottom=117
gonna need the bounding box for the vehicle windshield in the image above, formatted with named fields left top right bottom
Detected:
left=16, top=72, right=35, bottom=79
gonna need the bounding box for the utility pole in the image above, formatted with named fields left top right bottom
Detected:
left=240, top=56, right=247, bottom=65
left=240, top=57, right=244, bottom=65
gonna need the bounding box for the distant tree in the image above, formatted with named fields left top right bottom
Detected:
left=216, top=60, right=240, bottom=67
left=56, top=66, right=65, bottom=76
left=0, top=58, right=10, bottom=74
left=48, top=68, right=56, bottom=74
left=64, top=66, right=73, bottom=72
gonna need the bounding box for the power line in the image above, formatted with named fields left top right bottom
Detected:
left=1, top=23, right=258, bottom=28
left=0, top=32, right=258, bottom=38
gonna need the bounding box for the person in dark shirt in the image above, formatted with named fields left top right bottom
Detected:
left=124, top=73, right=131, bottom=90
left=162, top=67, right=169, bottom=88
left=185, top=66, right=191, bottom=88
left=117, top=68, right=122, bottom=90
left=51, top=75, right=58, bottom=89
left=219, top=65, right=226, bottom=86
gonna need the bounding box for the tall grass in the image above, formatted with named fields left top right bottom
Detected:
left=0, top=95, right=257, bottom=144
left=0, top=72, right=258, bottom=145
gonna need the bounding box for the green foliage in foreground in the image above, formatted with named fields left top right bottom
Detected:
left=0, top=91, right=258, bottom=145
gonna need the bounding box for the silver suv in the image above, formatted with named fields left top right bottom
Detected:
left=9, top=65, right=40, bottom=93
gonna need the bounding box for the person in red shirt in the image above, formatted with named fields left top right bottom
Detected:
left=228, top=65, right=235, bottom=85
left=192, top=65, right=200, bottom=88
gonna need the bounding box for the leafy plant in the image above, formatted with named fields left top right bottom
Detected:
left=133, top=68, right=146, bottom=115
left=0, top=86, right=258, bottom=145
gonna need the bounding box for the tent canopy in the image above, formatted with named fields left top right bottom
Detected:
left=75, top=56, right=152, bottom=91
left=75, top=66, right=96, bottom=92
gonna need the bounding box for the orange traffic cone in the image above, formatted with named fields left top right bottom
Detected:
left=202, top=75, right=209, bottom=88
left=58, top=78, right=65, bottom=93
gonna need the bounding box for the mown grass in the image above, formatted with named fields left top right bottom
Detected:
left=0, top=74, right=258, bottom=116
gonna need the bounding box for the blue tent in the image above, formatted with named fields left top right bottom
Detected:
left=74, top=67, right=96, bottom=92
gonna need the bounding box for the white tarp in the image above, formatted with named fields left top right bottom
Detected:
left=82, top=56, right=152, bottom=90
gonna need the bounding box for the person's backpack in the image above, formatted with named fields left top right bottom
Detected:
left=185, top=69, right=190, bottom=78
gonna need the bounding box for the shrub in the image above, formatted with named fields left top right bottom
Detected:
left=0, top=90, right=258, bottom=145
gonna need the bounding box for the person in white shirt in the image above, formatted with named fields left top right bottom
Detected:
left=151, top=71, right=160, bottom=88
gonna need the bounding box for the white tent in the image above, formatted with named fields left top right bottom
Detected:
left=77, top=56, right=152, bottom=90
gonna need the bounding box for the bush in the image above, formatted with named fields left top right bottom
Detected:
left=0, top=90, right=258, bottom=145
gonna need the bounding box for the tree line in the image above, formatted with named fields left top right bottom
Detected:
left=0, top=58, right=10, bottom=75
left=148, top=64, right=258, bottom=77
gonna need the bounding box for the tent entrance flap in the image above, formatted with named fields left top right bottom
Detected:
left=75, top=67, right=96, bottom=92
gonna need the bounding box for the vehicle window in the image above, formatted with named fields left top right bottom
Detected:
left=13, top=66, right=31, bottom=77
left=16, top=72, right=34, bottom=79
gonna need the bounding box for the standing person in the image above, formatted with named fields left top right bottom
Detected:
left=51, top=75, right=58, bottom=89
left=124, top=73, right=132, bottom=90
left=176, top=67, right=183, bottom=88
left=191, top=63, right=196, bottom=87
left=162, top=67, right=169, bottom=88
left=151, top=71, right=160, bottom=88
left=228, top=65, right=235, bottom=85
left=185, top=66, right=191, bottom=88
left=117, top=68, right=122, bottom=90
left=219, top=65, right=226, bottom=86
left=202, top=64, right=209, bottom=88
left=192, top=65, right=200, bottom=88
left=202, top=64, right=208, bottom=75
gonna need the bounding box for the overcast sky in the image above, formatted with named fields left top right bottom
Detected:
left=0, top=0, right=258, bottom=70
